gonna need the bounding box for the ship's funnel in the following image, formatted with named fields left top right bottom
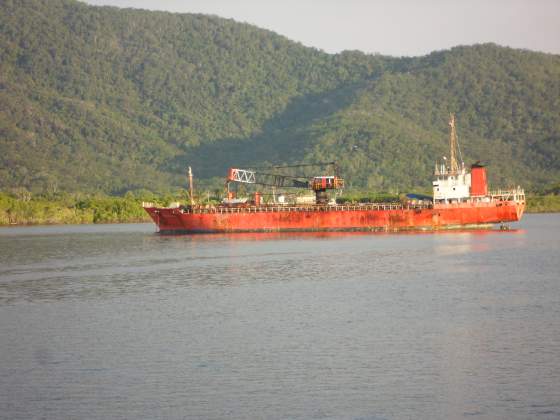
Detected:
left=471, top=163, right=487, bottom=196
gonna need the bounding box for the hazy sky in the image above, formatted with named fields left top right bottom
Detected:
left=83, top=0, right=560, bottom=57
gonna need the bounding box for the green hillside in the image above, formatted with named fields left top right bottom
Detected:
left=1, top=0, right=559, bottom=195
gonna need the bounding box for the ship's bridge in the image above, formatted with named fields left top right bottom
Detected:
left=432, top=163, right=471, bottom=203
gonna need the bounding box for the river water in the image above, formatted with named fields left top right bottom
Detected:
left=0, top=214, right=559, bottom=419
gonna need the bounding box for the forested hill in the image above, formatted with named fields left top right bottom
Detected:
left=1, top=0, right=559, bottom=194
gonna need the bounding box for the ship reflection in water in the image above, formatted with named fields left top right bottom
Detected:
left=0, top=215, right=557, bottom=420
left=431, top=228, right=526, bottom=256
left=151, top=225, right=525, bottom=243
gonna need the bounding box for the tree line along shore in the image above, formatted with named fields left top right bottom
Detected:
left=1, top=190, right=558, bottom=226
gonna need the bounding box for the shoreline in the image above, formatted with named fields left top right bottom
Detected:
left=1, top=209, right=557, bottom=228
left=2, top=193, right=558, bottom=227
left=0, top=220, right=153, bottom=228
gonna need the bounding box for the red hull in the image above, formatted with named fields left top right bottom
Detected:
left=144, top=201, right=525, bottom=234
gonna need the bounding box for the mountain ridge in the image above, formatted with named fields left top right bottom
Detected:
left=1, top=0, right=559, bottom=194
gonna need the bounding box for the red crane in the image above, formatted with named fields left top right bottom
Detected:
left=226, top=163, right=344, bottom=205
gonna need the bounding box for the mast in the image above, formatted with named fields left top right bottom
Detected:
left=448, top=113, right=459, bottom=174
left=188, top=166, right=194, bottom=205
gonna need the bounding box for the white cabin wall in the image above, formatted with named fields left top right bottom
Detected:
left=433, top=172, right=471, bottom=201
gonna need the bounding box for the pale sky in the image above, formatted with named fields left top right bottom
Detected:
left=83, top=0, right=560, bottom=57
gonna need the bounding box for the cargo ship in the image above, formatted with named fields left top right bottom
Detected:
left=143, top=115, right=525, bottom=233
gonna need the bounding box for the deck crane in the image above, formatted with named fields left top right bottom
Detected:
left=226, top=163, right=344, bottom=205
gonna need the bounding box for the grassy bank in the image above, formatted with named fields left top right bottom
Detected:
left=1, top=191, right=559, bottom=226
left=526, top=194, right=560, bottom=213
left=0, top=191, right=166, bottom=225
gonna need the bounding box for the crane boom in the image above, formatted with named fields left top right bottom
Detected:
left=226, top=165, right=344, bottom=205
left=228, top=168, right=310, bottom=189
left=228, top=168, right=256, bottom=184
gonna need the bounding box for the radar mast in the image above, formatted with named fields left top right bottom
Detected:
left=448, top=113, right=460, bottom=174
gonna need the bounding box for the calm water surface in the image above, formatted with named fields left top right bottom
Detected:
left=1, top=215, right=559, bottom=419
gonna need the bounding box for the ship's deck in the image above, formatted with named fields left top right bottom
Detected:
left=143, top=202, right=430, bottom=214
left=143, top=188, right=524, bottom=216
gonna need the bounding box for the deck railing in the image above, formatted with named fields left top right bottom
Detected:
left=168, top=202, right=433, bottom=215
left=144, top=187, right=525, bottom=214
left=470, top=187, right=525, bottom=202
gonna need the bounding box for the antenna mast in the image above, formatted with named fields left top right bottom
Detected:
left=448, top=113, right=460, bottom=174
left=188, top=166, right=194, bottom=206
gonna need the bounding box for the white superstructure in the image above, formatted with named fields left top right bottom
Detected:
left=432, top=114, right=472, bottom=203
left=432, top=162, right=471, bottom=202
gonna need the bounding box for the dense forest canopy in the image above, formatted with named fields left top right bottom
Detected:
left=1, top=0, right=559, bottom=195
